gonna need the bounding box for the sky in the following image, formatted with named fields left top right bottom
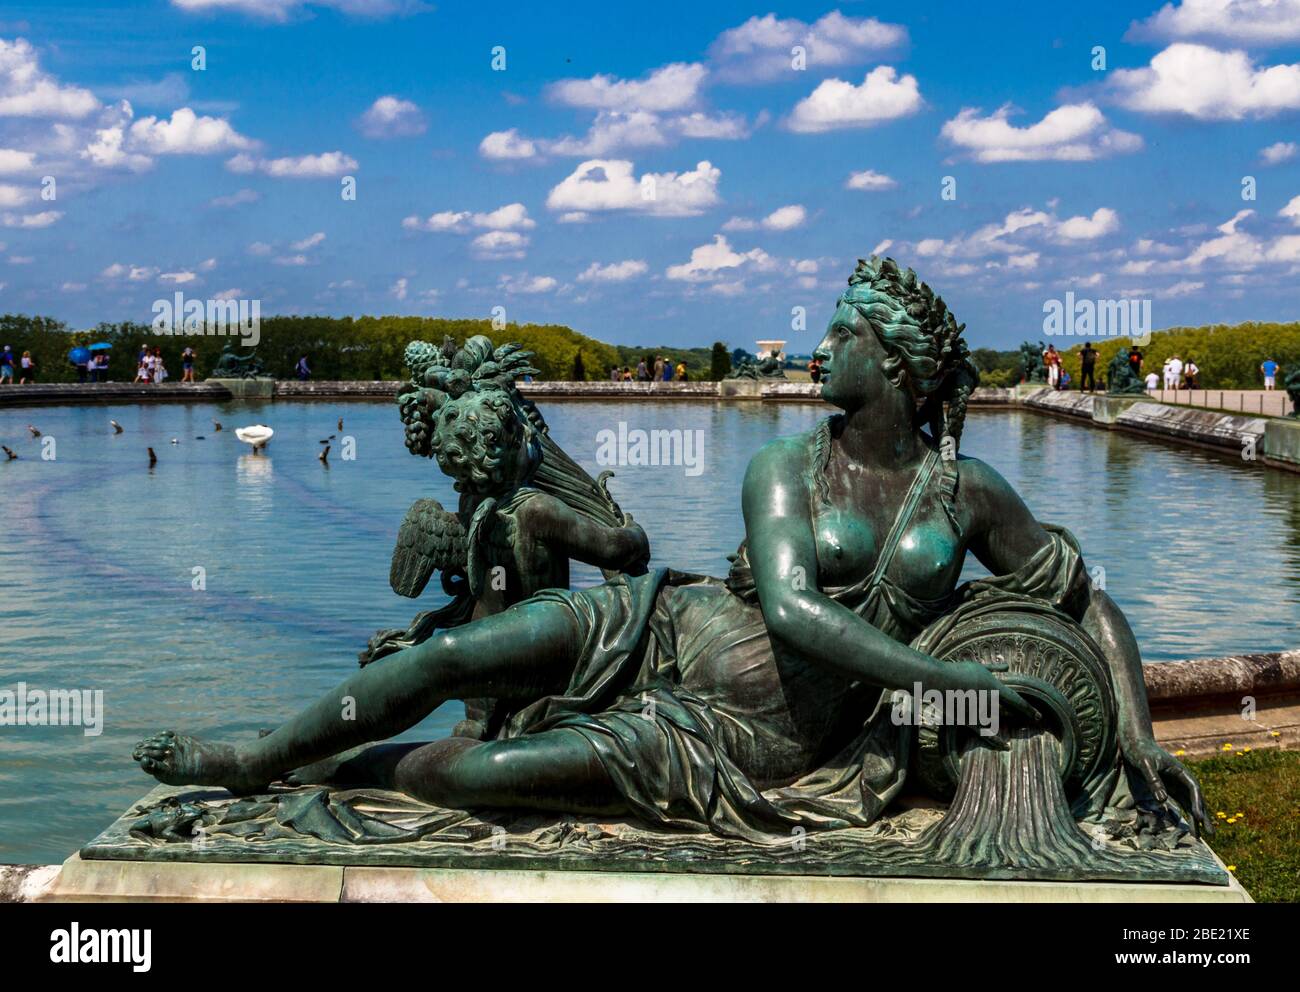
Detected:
left=0, top=0, right=1298, bottom=352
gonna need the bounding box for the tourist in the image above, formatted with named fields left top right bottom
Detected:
left=1162, top=357, right=1175, bottom=391
left=1043, top=344, right=1061, bottom=389
left=18, top=350, right=36, bottom=384
left=295, top=354, right=311, bottom=381
left=1079, top=343, right=1097, bottom=392
left=182, top=347, right=196, bottom=383
left=1184, top=358, right=1199, bottom=390
left=653, top=355, right=665, bottom=381
left=675, top=361, right=687, bottom=381
left=1059, top=369, right=1072, bottom=390
left=134, top=358, right=151, bottom=383
left=90, top=353, right=108, bottom=383
left=621, top=366, right=633, bottom=382
left=1128, top=345, right=1144, bottom=378
left=1144, top=370, right=1159, bottom=392
left=1168, top=354, right=1184, bottom=391
left=0, top=345, right=13, bottom=384
left=661, top=359, right=672, bottom=382
left=1261, top=357, right=1280, bottom=390
left=154, top=349, right=168, bottom=383
left=808, top=357, right=822, bottom=384
left=634, top=359, right=647, bottom=381
left=73, top=352, right=88, bottom=383
left=609, top=366, right=620, bottom=382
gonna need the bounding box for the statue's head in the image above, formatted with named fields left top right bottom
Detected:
left=814, top=256, right=978, bottom=418
left=398, top=335, right=545, bottom=495
left=812, top=257, right=979, bottom=533
left=429, top=388, right=537, bottom=496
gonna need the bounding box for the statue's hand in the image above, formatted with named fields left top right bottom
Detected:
left=945, top=660, right=1039, bottom=726
left=1120, top=733, right=1214, bottom=838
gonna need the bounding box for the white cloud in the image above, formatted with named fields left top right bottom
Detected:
left=0, top=183, right=31, bottom=207
left=1281, top=196, right=1300, bottom=225
left=786, top=66, right=922, bottom=133
left=101, top=263, right=158, bottom=281
left=209, top=188, right=259, bottom=207
left=846, top=169, right=897, bottom=190
left=1, top=209, right=60, bottom=228
left=1128, top=0, right=1300, bottom=46
left=471, top=230, right=529, bottom=260
left=1261, top=141, right=1298, bottom=165
left=171, top=0, right=428, bottom=21
left=709, top=12, right=907, bottom=83
left=159, top=270, right=197, bottom=284
left=546, top=158, right=721, bottom=217
left=357, top=95, right=426, bottom=138
left=479, top=128, right=537, bottom=160
left=290, top=231, right=326, bottom=250
left=762, top=204, right=806, bottom=230
left=577, top=259, right=648, bottom=282
left=1056, top=207, right=1121, bottom=240
left=665, top=234, right=774, bottom=282
left=226, top=150, right=356, bottom=177
left=546, top=62, right=706, bottom=112
left=941, top=102, right=1142, bottom=162
left=1108, top=44, right=1300, bottom=120
left=402, top=202, right=535, bottom=235
left=390, top=276, right=408, bottom=300
left=128, top=107, right=256, bottom=154
left=1159, top=279, right=1205, bottom=297
left=0, top=38, right=98, bottom=119
left=0, top=148, right=36, bottom=173
left=498, top=273, right=557, bottom=294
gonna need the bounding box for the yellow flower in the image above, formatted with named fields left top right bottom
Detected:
left=1243, top=747, right=1252, bottom=753
left=1227, top=865, right=1237, bottom=872
left=1271, top=731, right=1280, bottom=737
left=1216, top=811, right=1227, bottom=818
left=1175, top=749, right=1186, bottom=756
left=1222, top=743, right=1234, bottom=750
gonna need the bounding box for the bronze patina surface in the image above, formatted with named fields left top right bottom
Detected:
left=120, top=258, right=1222, bottom=885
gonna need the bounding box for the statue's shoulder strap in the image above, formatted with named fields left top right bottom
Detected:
left=868, top=448, right=941, bottom=590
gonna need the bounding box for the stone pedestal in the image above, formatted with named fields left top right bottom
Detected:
left=26, top=853, right=1250, bottom=903
left=1264, top=417, right=1300, bottom=471
left=210, top=377, right=274, bottom=399
left=1092, top=393, right=1146, bottom=424
left=718, top=379, right=764, bottom=400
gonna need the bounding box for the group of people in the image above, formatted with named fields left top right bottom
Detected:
left=613, top=355, right=687, bottom=382
left=807, top=356, right=824, bottom=382
left=0, top=345, right=37, bottom=384
left=1146, top=354, right=1200, bottom=392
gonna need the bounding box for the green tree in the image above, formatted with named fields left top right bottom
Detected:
left=710, top=341, right=731, bottom=380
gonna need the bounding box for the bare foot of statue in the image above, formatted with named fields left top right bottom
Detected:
left=132, top=730, right=270, bottom=794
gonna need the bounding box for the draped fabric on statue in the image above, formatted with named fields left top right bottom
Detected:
left=495, top=445, right=1092, bottom=844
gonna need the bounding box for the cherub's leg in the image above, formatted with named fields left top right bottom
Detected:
left=134, top=599, right=583, bottom=793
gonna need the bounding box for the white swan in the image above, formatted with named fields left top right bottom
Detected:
left=234, top=424, right=274, bottom=452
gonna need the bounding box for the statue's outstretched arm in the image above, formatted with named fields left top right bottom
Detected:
left=740, top=440, right=1033, bottom=717
left=963, top=457, right=1213, bottom=835
left=527, top=495, right=651, bottom=576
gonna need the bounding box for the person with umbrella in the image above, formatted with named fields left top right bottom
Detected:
left=87, top=342, right=113, bottom=383
left=69, top=346, right=90, bottom=383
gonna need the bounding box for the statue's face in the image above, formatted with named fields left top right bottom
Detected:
left=813, top=301, right=892, bottom=412
left=431, top=392, right=525, bottom=495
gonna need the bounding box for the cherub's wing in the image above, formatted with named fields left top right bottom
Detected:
left=390, top=498, right=467, bottom=598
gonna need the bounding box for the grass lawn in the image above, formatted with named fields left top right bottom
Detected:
left=1189, top=749, right=1300, bottom=903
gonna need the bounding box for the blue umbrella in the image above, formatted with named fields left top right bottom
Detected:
left=68, top=346, right=91, bottom=365
left=87, top=342, right=113, bottom=352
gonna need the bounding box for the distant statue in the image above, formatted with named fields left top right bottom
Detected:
left=209, top=344, right=267, bottom=379
left=725, top=348, right=787, bottom=380
left=1106, top=350, right=1147, bottom=395
left=1286, top=367, right=1300, bottom=418
left=1017, top=340, right=1047, bottom=384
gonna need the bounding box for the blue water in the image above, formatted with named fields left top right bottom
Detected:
left=1, top=398, right=1297, bottom=865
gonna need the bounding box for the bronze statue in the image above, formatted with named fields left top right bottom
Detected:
left=209, top=343, right=268, bottom=379
left=1107, top=349, right=1147, bottom=395
left=1018, top=340, right=1047, bottom=384
left=725, top=348, right=787, bottom=380
left=360, top=335, right=649, bottom=738
left=132, top=258, right=1212, bottom=879
left=1285, top=366, right=1300, bottom=418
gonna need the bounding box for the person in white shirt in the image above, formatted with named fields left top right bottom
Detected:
left=1145, top=371, right=1159, bottom=391
left=1167, top=355, right=1183, bottom=390
left=1161, top=358, right=1175, bottom=390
